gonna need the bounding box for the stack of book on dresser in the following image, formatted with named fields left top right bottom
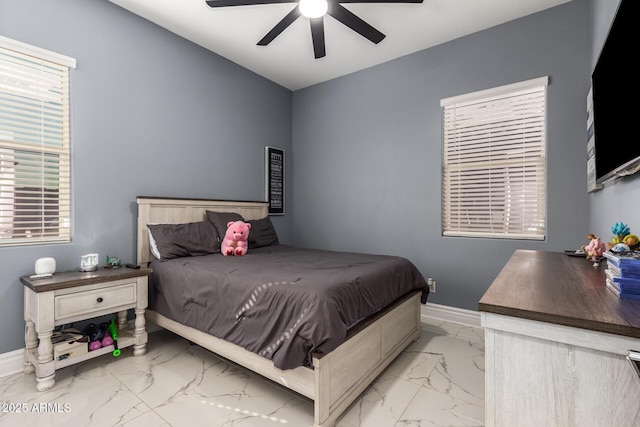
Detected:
left=604, top=251, right=640, bottom=300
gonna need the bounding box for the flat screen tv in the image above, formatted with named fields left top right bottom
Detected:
left=591, top=0, right=640, bottom=184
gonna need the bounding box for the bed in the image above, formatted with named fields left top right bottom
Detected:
left=136, top=197, right=428, bottom=427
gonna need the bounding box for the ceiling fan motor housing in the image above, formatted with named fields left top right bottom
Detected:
left=205, top=0, right=424, bottom=58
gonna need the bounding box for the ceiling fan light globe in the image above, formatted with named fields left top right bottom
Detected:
left=299, top=0, right=328, bottom=18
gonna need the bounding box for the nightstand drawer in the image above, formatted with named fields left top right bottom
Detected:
left=55, top=282, right=136, bottom=321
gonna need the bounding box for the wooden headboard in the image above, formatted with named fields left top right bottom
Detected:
left=136, top=197, right=269, bottom=266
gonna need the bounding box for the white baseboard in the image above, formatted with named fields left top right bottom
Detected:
left=421, top=302, right=481, bottom=327
left=0, top=348, right=24, bottom=379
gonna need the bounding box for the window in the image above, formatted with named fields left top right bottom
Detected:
left=0, top=36, right=75, bottom=246
left=441, top=77, right=547, bottom=240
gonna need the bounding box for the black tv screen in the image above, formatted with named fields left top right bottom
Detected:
left=591, top=0, right=640, bottom=183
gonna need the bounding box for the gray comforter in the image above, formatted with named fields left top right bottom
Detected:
left=149, top=245, right=428, bottom=369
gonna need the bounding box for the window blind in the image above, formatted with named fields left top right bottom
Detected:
left=441, top=77, right=547, bottom=240
left=0, top=38, right=74, bottom=246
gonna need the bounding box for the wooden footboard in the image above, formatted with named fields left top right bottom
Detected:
left=136, top=197, right=422, bottom=426
left=145, top=310, right=316, bottom=399
left=146, top=291, right=421, bottom=427
left=312, top=291, right=421, bottom=426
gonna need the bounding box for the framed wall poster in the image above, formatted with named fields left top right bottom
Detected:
left=265, top=146, right=285, bottom=215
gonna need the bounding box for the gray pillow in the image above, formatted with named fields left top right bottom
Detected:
left=147, top=221, right=219, bottom=260
left=248, top=216, right=279, bottom=249
left=206, top=211, right=244, bottom=241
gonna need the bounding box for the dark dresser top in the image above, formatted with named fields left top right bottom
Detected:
left=478, top=249, right=640, bottom=338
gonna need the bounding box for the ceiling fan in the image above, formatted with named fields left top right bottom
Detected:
left=205, top=0, right=424, bottom=59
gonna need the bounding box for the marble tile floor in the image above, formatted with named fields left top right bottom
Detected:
left=0, top=319, right=484, bottom=427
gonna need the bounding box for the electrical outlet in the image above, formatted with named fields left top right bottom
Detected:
left=427, top=277, right=436, bottom=293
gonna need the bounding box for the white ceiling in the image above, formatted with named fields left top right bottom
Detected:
left=108, top=0, right=571, bottom=91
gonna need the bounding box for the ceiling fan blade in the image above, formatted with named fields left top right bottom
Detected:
left=339, top=0, right=423, bottom=3
left=257, top=7, right=301, bottom=46
left=310, top=18, right=326, bottom=59
left=328, top=3, right=385, bottom=44
left=206, top=0, right=296, bottom=7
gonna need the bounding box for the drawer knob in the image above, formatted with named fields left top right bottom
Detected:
left=96, top=297, right=103, bottom=303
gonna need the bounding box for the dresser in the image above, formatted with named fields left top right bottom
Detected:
left=22, top=267, right=151, bottom=391
left=479, top=250, right=640, bottom=427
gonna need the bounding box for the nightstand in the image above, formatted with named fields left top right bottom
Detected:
left=21, top=267, right=151, bottom=391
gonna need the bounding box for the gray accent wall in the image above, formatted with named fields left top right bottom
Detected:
left=0, top=0, right=292, bottom=354
left=587, top=0, right=640, bottom=241
left=291, top=0, right=591, bottom=310
left=0, top=0, right=619, bottom=357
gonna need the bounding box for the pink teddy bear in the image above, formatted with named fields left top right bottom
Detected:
left=221, top=220, right=251, bottom=256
